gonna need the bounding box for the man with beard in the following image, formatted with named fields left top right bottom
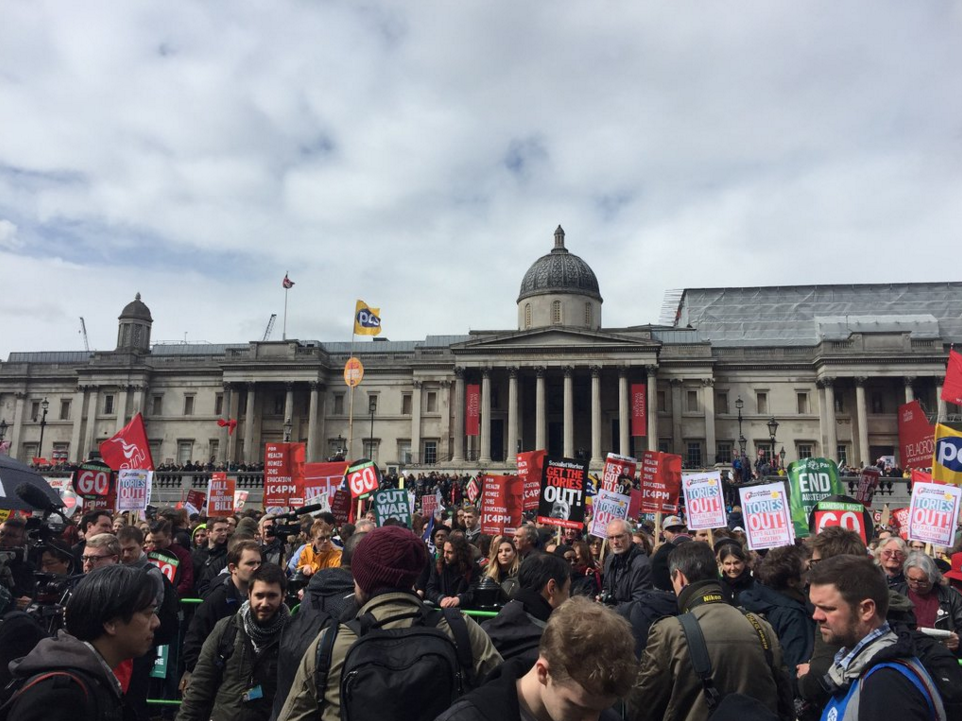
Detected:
left=177, top=563, right=290, bottom=721
left=600, top=519, right=652, bottom=607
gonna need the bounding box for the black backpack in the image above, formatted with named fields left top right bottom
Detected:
left=910, top=631, right=962, bottom=720
left=314, top=605, right=474, bottom=721
left=0, top=612, right=48, bottom=690
left=0, top=668, right=119, bottom=721
left=151, top=570, right=182, bottom=647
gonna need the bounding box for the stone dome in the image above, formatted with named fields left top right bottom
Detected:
left=517, top=226, right=602, bottom=303
left=119, top=292, right=153, bottom=322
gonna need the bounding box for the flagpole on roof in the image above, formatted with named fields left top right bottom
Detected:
left=282, top=271, right=290, bottom=341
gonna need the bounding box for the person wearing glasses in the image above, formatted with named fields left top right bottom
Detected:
left=876, top=536, right=909, bottom=588
left=81, top=533, right=121, bottom=573
left=893, top=552, right=962, bottom=655
left=599, top=518, right=652, bottom=608
left=292, top=519, right=342, bottom=577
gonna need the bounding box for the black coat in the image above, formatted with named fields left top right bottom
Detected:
left=191, top=543, right=228, bottom=597
left=182, top=575, right=244, bottom=672
left=617, top=588, right=679, bottom=658
left=426, top=561, right=480, bottom=608
left=738, top=584, right=815, bottom=682
left=602, top=542, right=653, bottom=607
left=720, top=568, right=755, bottom=605
left=480, top=589, right=553, bottom=666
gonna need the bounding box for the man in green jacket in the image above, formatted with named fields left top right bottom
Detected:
left=277, top=525, right=503, bottom=721
left=177, top=563, right=290, bottom=721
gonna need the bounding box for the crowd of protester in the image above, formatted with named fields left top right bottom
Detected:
left=1, top=490, right=960, bottom=721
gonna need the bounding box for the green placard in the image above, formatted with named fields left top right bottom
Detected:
left=373, top=488, right=411, bottom=527
left=149, top=645, right=168, bottom=679
left=787, top=457, right=844, bottom=537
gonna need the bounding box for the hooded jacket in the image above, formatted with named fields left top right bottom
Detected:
left=480, top=588, right=553, bottom=665
left=617, top=588, right=679, bottom=658
left=6, top=631, right=126, bottom=721
left=739, top=583, right=815, bottom=681
left=182, top=573, right=245, bottom=672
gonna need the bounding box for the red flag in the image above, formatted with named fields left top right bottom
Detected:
left=99, top=413, right=154, bottom=471
left=217, top=418, right=238, bottom=435
left=941, top=349, right=962, bottom=406
left=282, top=273, right=295, bottom=289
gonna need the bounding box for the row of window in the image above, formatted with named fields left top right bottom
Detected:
left=522, top=301, right=594, bottom=329
left=659, top=388, right=895, bottom=416
left=668, top=440, right=846, bottom=467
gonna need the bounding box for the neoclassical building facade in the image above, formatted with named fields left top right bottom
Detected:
left=1, top=229, right=958, bottom=473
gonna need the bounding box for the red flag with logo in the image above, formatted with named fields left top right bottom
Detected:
left=630, top=384, right=647, bottom=437
left=99, top=413, right=154, bottom=471
left=465, top=384, right=480, bottom=437
left=941, top=349, right=962, bottom=406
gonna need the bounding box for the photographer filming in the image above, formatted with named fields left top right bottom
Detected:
left=0, top=516, right=37, bottom=608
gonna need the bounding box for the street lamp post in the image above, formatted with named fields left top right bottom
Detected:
left=368, top=396, right=377, bottom=462
left=779, top=446, right=786, bottom=469
left=38, top=398, right=49, bottom=460
left=735, top=397, right=746, bottom=456
left=282, top=418, right=293, bottom=443
left=0, top=419, right=7, bottom=445
left=766, top=416, right=779, bottom=470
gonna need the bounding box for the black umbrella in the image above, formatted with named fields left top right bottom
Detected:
left=0, top=454, right=64, bottom=511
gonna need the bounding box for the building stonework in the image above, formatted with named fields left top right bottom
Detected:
left=1, top=232, right=958, bottom=473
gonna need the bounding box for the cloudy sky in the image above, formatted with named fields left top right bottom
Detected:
left=2, top=2, right=960, bottom=358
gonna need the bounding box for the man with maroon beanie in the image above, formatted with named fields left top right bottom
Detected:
left=278, top=526, right=502, bottom=721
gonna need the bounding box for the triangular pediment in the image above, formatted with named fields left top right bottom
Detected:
left=453, top=327, right=660, bottom=352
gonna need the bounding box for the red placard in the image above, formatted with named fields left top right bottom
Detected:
left=263, top=442, right=306, bottom=508
left=480, top=474, right=524, bottom=535
left=147, top=551, right=179, bottom=583
left=639, top=451, right=682, bottom=513
left=466, top=477, right=480, bottom=504
left=184, top=489, right=206, bottom=516
left=517, top=450, right=546, bottom=511
left=346, top=460, right=380, bottom=499
left=602, top=453, right=637, bottom=493
left=206, top=473, right=235, bottom=516
left=855, top=467, right=881, bottom=508
left=891, top=507, right=911, bottom=540
left=630, top=384, right=647, bottom=437
left=301, top=461, right=348, bottom=507
left=421, top=493, right=439, bottom=517
left=74, top=462, right=113, bottom=497
left=330, top=488, right=351, bottom=525
left=898, top=401, right=934, bottom=469
left=465, top=384, right=480, bottom=437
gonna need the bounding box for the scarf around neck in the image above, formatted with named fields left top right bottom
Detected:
left=239, top=599, right=290, bottom=650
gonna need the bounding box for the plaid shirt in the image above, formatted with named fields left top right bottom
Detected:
left=834, top=621, right=892, bottom=672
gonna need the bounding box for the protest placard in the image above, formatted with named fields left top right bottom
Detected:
left=372, top=488, right=411, bottom=526
left=807, top=495, right=875, bottom=543
left=682, top=471, right=726, bottom=530
left=855, top=467, right=881, bottom=508
left=233, top=489, right=249, bottom=512
left=787, top=457, right=843, bottom=538
left=466, top=477, right=480, bottom=504
left=346, top=460, right=381, bottom=499
left=184, top=489, right=206, bottom=517
left=148, top=551, right=180, bottom=584
left=907, top=482, right=962, bottom=547
left=206, top=473, right=235, bottom=516
left=537, top=458, right=588, bottom=530
left=116, top=469, right=150, bottom=512
left=891, top=507, right=911, bottom=539
left=601, top=453, right=636, bottom=494
left=330, top=488, right=351, bottom=525
left=517, top=450, right=546, bottom=511
left=480, top=474, right=524, bottom=535
left=300, top=461, right=347, bottom=508
left=589, top=489, right=631, bottom=538
left=739, top=481, right=794, bottom=550
left=263, top=442, right=306, bottom=508
left=638, top=451, right=682, bottom=514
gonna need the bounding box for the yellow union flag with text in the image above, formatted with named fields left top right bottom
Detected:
left=354, top=300, right=382, bottom=336
left=932, top=423, right=962, bottom=484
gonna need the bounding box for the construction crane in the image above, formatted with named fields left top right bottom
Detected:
left=263, top=313, right=277, bottom=341
left=79, top=317, right=90, bottom=351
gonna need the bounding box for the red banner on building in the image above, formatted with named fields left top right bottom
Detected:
left=480, top=474, right=524, bottom=536
left=517, top=450, right=546, bottom=511
left=206, top=472, right=235, bottom=516
left=638, top=450, right=682, bottom=514
left=898, top=401, right=934, bottom=469
left=630, top=384, right=647, bottom=437
left=263, top=443, right=306, bottom=508
left=301, top=461, right=347, bottom=507
left=465, top=384, right=481, bottom=437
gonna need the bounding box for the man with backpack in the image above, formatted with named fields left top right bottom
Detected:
left=177, top=563, right=290, bottom=721
left=809, top=555, right=946, bottom=721
left=2, top=565, right=159, bottom=721
left=627, top=541, right=793, bottom=721
left=277, top=525, right=503, bottom=721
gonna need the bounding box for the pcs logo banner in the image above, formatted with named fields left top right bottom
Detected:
left=932, top=424, right=962, bottom=484
left=354, top=300, right=382, bottom=336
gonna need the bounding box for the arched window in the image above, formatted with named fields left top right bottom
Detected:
left=551, top=300, right=562, bottom=325
left=524, top=303, right=531, bottom=329
left=585, top=302, right=592, bottom=326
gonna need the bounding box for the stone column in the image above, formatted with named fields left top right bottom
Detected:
left=220, top=384, right=232, bottom=462
left=307, top=382, right=320, bottom=461
left=412, top=381, right=423, bottom=463
left=702, top=378, right=716, bottom=466
left=452, top=368, right=465, bottom=463
left=535, top=367, right=546, bottom=451
left=244, top=383, right=256, bottom=464
left=115, top=385, right=130, bottom=431
left=284, top=382, right=295, bottom=424
left=83, top=387, right=100, bottom=459
left=10, top=392, right=26, bottom=460
left=227, top=386, right=240, bottom=464
left=646, top=365, right=659, bottom=452
left=132, top=384, right=145, bottom=414
left=480, top=370, right=492, bottom=463
left=823, top=378, right=837, bottom=462
left=563, top=366, right=574, bottom=458
left=904, top=376, right=915, bottom=403
left=507, top=368, right=519, bottom=460
left=936, top=382, right=947, bottom=421
left=590, top=366, right=602, bottom=466
left=69, top=387, right=86, bottom=462
left=670, top=378, right=683, bottom=456
left=439, top=380, right=452, bottom=461
left=855, top=377, right=869, bottom=467
left=618, top=369, right=630, bottom=456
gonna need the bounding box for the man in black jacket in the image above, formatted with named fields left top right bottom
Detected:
left=5, top=565, right=159, bottom=721
left=436, top=597, right=637, bottom=721
left=601, top=518, right=652, bottom=607
left=481, top=552, right=570, bottom=666
left=191, top=517, right=231, bottom=596
left=180, top=539, right=261, bottom=691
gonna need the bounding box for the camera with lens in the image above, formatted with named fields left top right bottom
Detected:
left=599, top=590, right=616, bottom=606
left=264, top=522, right=302, bottom=539
left=25, top=571, right=79, bottom=634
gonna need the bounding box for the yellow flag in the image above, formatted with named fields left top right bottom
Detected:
left=932, top=423, right=962, bottom=485
left=353, top=300, right=382, bottom=336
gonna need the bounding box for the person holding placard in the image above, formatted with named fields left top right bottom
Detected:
left=893, top=552, right=962, bottom=654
